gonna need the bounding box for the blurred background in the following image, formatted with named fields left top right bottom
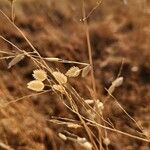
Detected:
left=0, top=0, right=150, bottom=149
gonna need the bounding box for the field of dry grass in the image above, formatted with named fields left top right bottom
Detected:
left=0, top=0, right=150, bottom=150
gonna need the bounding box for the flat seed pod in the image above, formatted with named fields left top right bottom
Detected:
left=33, top=69, right=47, bottom=81
left=82, top=65, right=91, bottom=77
left=8, top=54, right=25, bottom=69
left=27, top=80, right=44, bottom=92
left=65, top=66, right=80, bottom=77
left=52, top=84, right=65, bottom=94
left=52, top=71, right=67, bottom=84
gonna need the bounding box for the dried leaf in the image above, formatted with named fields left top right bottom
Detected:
left=8, top=54, right=25, bottom=69
left=65, top=66, right=80, bottom=77
left=82, top=65, right=91, bottom=77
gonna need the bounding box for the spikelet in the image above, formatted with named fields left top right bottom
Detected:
left=65, top=66, right=80, bottom=77
left=87, top=109, right=96, bottom=120
left=82, top=65, right=91, bottom=77
left=85, top=99, right=94, bottom=105
left=93, top=100, right=104, bottom=114
left=33, top=69, right=47, bottom=81
left=108, top=77, right=123, bottom=94
left=44, top=57, right=60, bottom=62
left=80, top=141, right=92, bottom=150
left=112, top=77, right=123, bottom=87
left=27, top=80, right=44, bottom=92
left=8, top=54, right=25, bottom=69
left=77, top=137, right=87, bottom=143
left=52, top=71, right=67, bottom=84
left=97, top=101, right=104, bottom=111
left=108, top=86, right=115, bottom=94
left=52, top=84, right=65, bottom=94
left=77, top=137, right=92, bottom=150
left=67, top=123, right=81, bottom=128
left=103, top=138, right=110, bottom=146
left=58, top=133, right=67, bottom=141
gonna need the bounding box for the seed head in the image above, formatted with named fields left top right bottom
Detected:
left=82, top=65, right=91, bottom=77
left=97, top=101, right=104, bottom=110
left=67, top=123, right=81, bottom=128
left=77, top=137, right=87, bottom=143
left=33, top=69, right=47, bottom=81
left=66, top=66, right=80, bottom=77
left=103, top=137, right=110, bottom=146
left=112, top=77, right=123, bottom=87
left=52, top=84, right=65, bottom=94
left=85, top=99, right=94, bottom=105
left=52, top=71, right=67, bottom=84
left=81, top=141, right=92, bottom=150
left=45, top=57, right=60, bottom=62
left=27, top=80, right=44, bottom=92
left=58, top=133, right=67, bottom=141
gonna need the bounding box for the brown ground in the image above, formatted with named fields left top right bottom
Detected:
left=0, top=0, right=150, bottom=150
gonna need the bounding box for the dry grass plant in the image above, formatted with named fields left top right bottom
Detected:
left=0, top=0, right=149, bottom=149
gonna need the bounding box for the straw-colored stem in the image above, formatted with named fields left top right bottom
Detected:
left=82, top=0, right=97, bottom=100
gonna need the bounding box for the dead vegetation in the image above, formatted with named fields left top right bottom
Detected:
left=0, top=0, right=150, bottom=150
